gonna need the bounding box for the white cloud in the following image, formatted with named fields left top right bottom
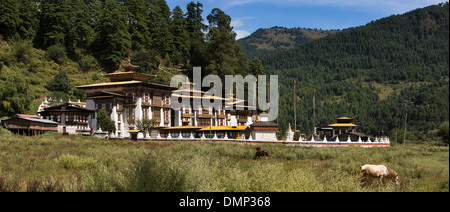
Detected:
left=234, top=29, right=251, bottom=40
left=231, top=17, right=253, bottom=27
left=231, top=17, right=253, bottom=40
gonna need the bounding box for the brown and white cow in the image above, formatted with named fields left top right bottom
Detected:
left=359, top=164, right=400, bottom=186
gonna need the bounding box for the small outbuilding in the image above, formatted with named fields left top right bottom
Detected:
left=250, top=122, right=279, bottom=141
left=38, top=103, right=95, bottom=134
left=2, top=115, right=59, bottom=136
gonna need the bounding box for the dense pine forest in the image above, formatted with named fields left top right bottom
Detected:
left=258, top=3, right=449, bottom=141
left=0, top=0, right=449, bottom=142
left=0, top=0, right=250, bottom=73
left=0, top=0, right=261, bottom=116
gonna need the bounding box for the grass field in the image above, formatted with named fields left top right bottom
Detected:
left=0, top=130, right=448, bottom=192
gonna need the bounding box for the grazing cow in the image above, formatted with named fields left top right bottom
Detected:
left=253, top=147, right=269, bottom=160
left=359, top=164, right=400, bottom=186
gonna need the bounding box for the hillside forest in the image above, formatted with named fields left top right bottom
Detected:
left=0, top=0, right=261, bottom=115
left=256, top=3, right=449, bottom=141
left=0, top=0, right=449, bottom=143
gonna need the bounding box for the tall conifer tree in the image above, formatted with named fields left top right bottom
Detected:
left=0, top=0, right=20, bottom=40
left=150, top=0, right=174, bottom=61
left=34, top=0, right=72, bottom=49
left=186, top=1, right=207, bottom=68
left=92, top=0, right=131, bottom=72
left=124, top=0, right=150, bottom=51
left=171, top=6, right=190, bottom=66
left=65, top=0, right=94, bottom=58
left=0, top=0, right=39, bottom=40
left=206, top=8, right=242, bottom=78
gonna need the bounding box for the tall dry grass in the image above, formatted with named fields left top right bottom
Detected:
left=0, top=131, right=448, bottom=192
left=90, top=142, right=448, bottom=192
left=0, top=132, right=148, bottom=191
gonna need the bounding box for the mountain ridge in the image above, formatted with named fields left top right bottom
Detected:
left=257, top=2, right=449, bottom=139
left=237, top=27, right=339, bottom=58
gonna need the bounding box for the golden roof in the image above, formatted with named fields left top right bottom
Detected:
left=76, top=80, right=176, bottom=91
left=104, top=71, right=151, bottom=77
left=76, top=80, right=143, bottom=89
left=171, top=93, right=225, bottom=100
left=173, top=88, right=205, bottom=94
left=328, top=123, right=358, bottom=127
left=104, top=71, right=155, bottom=82
left=198, top=126, right=247, bottom=131
left=161, top=126, right=203, bottom=130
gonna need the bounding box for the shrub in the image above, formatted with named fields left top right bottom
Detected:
left=0, top=53, right=16, bottom=66
left=45, top=45, right=67, bottom=64
left=12, top=42, right=32, bottom=63
left=55, top=154, right=97, bottom=170
left=91, top=73, right=100, bottom=81
left=78, top=55, right=98, bottom=72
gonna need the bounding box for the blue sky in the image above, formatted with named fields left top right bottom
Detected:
left=167, top=0, right=445, bottom=39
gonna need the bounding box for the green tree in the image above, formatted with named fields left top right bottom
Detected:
left=171, top=6, right=190, bottom=66
left=34, top=0, right=72, bottom=49
left=19, top=0, right=39, bottom=39
left=64, top=0, right=95, bottom=58
left=205, top=8, right=243, bottom=78
left=135, top=118, right=157, bottom=138
left=185, top=1, right=207, bottom=69
left=0, top=73, right=35, bottom=116
left=48, top=70, right=72, bottom=93
left=131, top=50, right=159, bottom=73
left=97, top=108, right=116, bottom=135
left=0, top=0, right=20, bottom=40
left=124, top=0, right=150, bottom=51
left=186, top=1, right=206, bottom=34
left=0, top=0, right=39, bottom=41
left=249, top=57, right=264, bottom=76
left=92, top=0, right=131, bottom=72
left=149, top=0, right=174, bottom=61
